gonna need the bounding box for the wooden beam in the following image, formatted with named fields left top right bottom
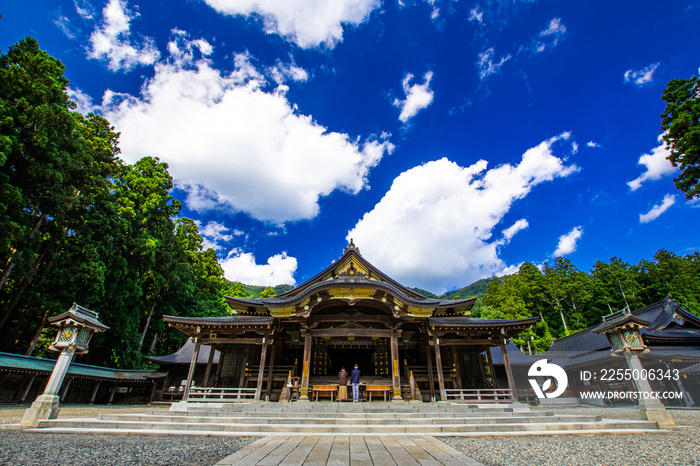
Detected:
left=200, top=337, right=265, bottom=345
left=426, top=340, right=435, bottom=401
left=390, top=331, right=401, bottom=400
left=501, top=339, right=516, bottom=401
left=310, top=328, right=392, bottom=338
left=203, top=346, right=215, bottom=387
left=486, top=347, right=498, bottom=389
left=254, top=338, right=269, bottom=401
left=265, top=344, right=276, bottom=401
left=434, top=340, right=447, bottom=401
left=299, top=331, right=312, bottom=401
left=89, top=380, right=101, bottom=405
left=183, top=338, right=201, bottom=401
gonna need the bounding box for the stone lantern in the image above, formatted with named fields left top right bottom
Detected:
left=21, top=303, right=109, bottom=427
left=591, top=307, right=675, bottom=428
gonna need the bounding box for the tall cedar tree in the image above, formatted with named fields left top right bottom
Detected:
left=661, top=74, right=700, bottom=199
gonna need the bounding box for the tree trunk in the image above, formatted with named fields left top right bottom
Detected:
left=25, top=308, right=50, bottom=356
left=139, top=302, right=157, bottom=351
left=0, top=213, right=46, bottom=291
left=0, top=250, right=47, bottom=333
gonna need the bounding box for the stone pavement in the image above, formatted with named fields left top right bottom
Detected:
left=215, top=434, right=485, bottom=465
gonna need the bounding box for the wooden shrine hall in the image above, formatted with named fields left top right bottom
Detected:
left=162, top=241, right=537, bottom=403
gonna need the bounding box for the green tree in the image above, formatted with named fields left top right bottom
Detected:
left=661, top=73, right=700, bottom=199
left=260, top=286, right=276, bottom=298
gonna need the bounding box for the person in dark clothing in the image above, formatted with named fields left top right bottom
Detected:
left=350, top=364, right=361, bottom=402
left=338, top=367, right=348, bottom=401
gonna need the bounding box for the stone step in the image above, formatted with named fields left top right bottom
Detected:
left=97, top=413, right=601, bottom=425
left=35, top=418, right=659, bottom=435
left=152, top=410, right=544, bottom=419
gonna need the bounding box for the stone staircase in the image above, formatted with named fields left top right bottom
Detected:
left=29, top=402, right=665, bottom=437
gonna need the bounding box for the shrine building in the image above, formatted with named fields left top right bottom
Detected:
left=159, top=241, right=537, bottom=403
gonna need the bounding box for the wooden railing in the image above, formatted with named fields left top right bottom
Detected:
left=443, top=388, right=513, bottom=403
left=187, top=387, right=256, bottom=402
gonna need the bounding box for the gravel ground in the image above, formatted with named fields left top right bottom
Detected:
left=0, top=405, right=256, bottom=465
left=442, top=407, right=700, bottom=466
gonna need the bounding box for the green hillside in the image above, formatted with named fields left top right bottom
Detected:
left=438, top=278, right=494, bottom=300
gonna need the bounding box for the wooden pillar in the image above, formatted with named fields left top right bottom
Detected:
left=254, top=337, right=269, bottom=401
left=149, top=381, right=158, bottom=404
left=183, top=337, right=201, bottom=401
left=433, top=339, right=447, bottom=401
left=265, top=344, right=277, bottom=401
left=215, top=351, right=225, bottom=387
left=453, top=350, right=463, bottom=389
left=425, top=341, right=435, bottom=401
left=203, top=346, right=215, bottom=387
left=239, top=347, right=250, bottom=388
left=390, top=330, right=402, bottom=401
left=60, top=377, right=72, bottom=401
left=89, top=381, right=101, bottom=405
left=19, top=373, right=37, bottom=404
left=108, top=384, right=116, bottom=405
left=486, top=346, right=499, bottom=388
left=298, top=331, right=312, bottom=401
left=500, top=339, right=517, bottom=402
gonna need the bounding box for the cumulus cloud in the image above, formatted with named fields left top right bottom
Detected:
left=196, top=221, right=235, bottom=251
left=624, top=62, right=660, bottom=87
left=87, top=0, right=160, bottom=72
left=640, top=194, right=676, bottom=223
left=477, top=48, right=511, bottom=80
left=220, top=249, right=297, bottom=286
left=68, top=86, right=97, bottom=114
left=347, top=133, right=579, bottom=293
left=586, top=141, right=600, bottom=148
left=103, top=32, right=394, bottom=224
left=628, top=135, right=678, bottom=191
left=201, top=0, right=380, bottom=49
left=393, top=71, right=434, bottom=123
left=553, top=226, right=583, bottom=257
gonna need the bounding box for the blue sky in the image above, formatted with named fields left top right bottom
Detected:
left=3, top=0, right=699, bottom=294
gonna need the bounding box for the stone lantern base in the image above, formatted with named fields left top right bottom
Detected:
left=20, top=395, right=61, bottom=428
left=640, top=405, right=676, bottom=428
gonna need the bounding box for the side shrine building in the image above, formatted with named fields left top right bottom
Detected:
left=159, top=242, right=537, bottom=403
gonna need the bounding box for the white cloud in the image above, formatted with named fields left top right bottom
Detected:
left=553, top=226, right=583, bottom=257
left=501, top=219, right=529, bottom=242
left=477, top=48, right=511, bottom=80
left=201, top=0, right=380, bottom=49
left=640, top=194, right=676, bottom=223
left=540, top=17, right=566, bottom=37
left=103, top=33, right=394, bottom=224
left=74, top=0, right=95, bottom=19
left=624, top=62, right=660, bottom=87
left=586, top=141, right=600, bottom=148
left=87, top=0, right=160, bottom=72
left=468, top=7, right=484, bottom=24
left=220, top=250, right=297, bottom=286
left=269, top=60, right=309, bottom=84
left=197, top=221, right=235, bottom=251
left=347, top=132, right=579, bottom=293
left=68, top=86, right=96, bottom=114
left=393, top=71, right=434, bottom=123
left=523, top=17, right=567, bottom=54
left=628, top=135, right=678, bottom=191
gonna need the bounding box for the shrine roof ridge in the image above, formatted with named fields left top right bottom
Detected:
left=225, top=278, right=476, bottom=311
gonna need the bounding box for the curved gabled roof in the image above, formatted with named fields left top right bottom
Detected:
left=224, top=241, right=476, bottom=318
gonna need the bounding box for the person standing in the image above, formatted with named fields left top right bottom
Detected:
left=350, top=364, right=361, bottom=402
left=338, top=367, right=348, bottom=402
